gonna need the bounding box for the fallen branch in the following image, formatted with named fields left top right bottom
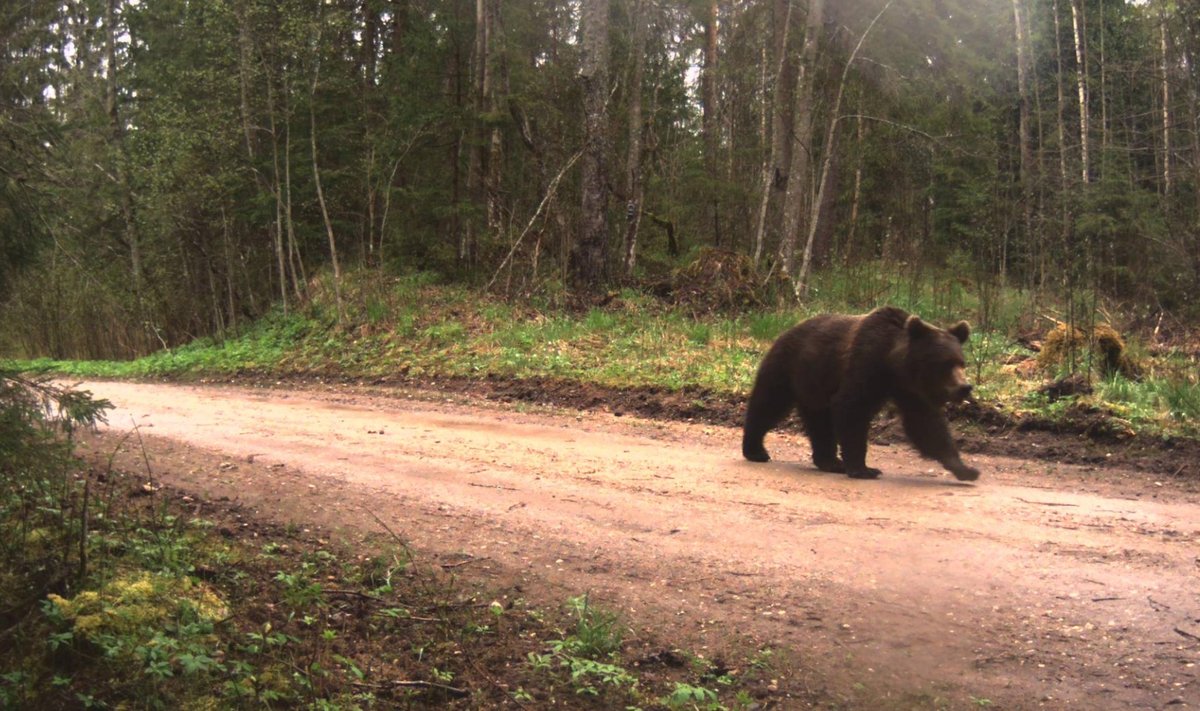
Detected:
left=468, top=482, right=519, bottom=491
left=325, top=588, right=383, bottom=602
left=1015, top=498, right=1078, bottom=507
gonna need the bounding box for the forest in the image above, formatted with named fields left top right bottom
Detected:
left=6, top=3, right=1200, bottom=708
left=1, top=0, right=1197, bottom=359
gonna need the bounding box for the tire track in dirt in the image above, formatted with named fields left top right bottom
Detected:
left=79, top=380, right=1200, bottom=709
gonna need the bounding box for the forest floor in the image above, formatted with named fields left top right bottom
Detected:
left=76, top=377, right=1200, bottom=710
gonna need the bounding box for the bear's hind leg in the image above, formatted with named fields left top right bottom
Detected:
left=834, top=400, right=883, bottom=479
left=742, top=382, right=795, bottom=462
left=801, top=409, right=844, bottom=473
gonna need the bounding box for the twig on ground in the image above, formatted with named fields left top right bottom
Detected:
left=364, top=508, right=415, bottom=561
left=468, top=482, right=519, bottom=491
left=1015, top=497, right=1078, bottom=507
left=353, top=679, right=469, bottom=697
left=441, top=556, right=487, bottom=570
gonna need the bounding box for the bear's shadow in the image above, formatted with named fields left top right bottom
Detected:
left=738, top=459, right=975, bottom=488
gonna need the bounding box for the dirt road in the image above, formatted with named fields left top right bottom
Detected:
left=78, top=380, right=1198, bottom=709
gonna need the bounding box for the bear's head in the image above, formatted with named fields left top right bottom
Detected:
left=901, top=315, right=973, bottom=405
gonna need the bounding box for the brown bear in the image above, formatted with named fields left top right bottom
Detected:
left=742, top=306, right=979, bottom=481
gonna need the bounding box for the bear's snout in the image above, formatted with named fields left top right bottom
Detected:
left=944, top=365, right=973, bottom=403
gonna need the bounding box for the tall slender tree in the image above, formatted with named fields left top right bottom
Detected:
left=777, top=0, right=824, bottom=280
left=572, top=0, right=611, bottom=293
left=752, top=0, right=794, bottom=268
left=1012, top=0, right=1034, bottom=283
left=702, top=0, right=721, bottom=246
left=621, top=0, right=648, bottom=276
left=1070, top=0, right=1090, bottom=184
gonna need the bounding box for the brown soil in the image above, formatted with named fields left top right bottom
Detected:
left=236, top=371, right=1200, bottom=480
left=78, top=379, right=1200, bottom=710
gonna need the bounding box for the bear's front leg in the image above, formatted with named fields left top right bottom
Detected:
left=893, top=392, right=981, bottom=482
left=941, top=455, right=980, bottom=481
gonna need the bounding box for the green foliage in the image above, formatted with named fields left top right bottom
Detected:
left=523, top=594, right=639, bottom=700
left=665, top=681, right=721, bottom=709
left=0, top=375, right=111, bottom=648
left=555, top=594, right=625, bottom=660
left=3, top=0, right=1197, bottom=367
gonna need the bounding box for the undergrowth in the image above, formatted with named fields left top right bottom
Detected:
left=7, top=268, right=1200, bottom=439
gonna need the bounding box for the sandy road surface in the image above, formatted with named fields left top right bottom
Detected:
left=77, top=380, right=1199, bottom=709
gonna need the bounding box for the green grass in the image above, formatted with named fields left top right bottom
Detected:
left=1097, top=375, right=1200, bottom=433
left=7, top=267, right=1199, bottom=440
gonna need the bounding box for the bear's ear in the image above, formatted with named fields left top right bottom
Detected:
left=949, top=321, right=971, bottom=344
left=905, top=315, right=935, bottom=339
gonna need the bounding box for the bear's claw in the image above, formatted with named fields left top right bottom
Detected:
left=847, top=467, right=883, bottom=479
left=743, top=447, right=770, bottom=463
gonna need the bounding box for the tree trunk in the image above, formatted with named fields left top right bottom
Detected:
left=845, top=110, right=864, bottom=264
left=809, top=130, right=841, bottom=267
left=265, top=71, right=290, bottom=313
left=778, top=0, right=824, bottom=279
left=390, top=0, right=408, bottom=55
left=796, top=1, right=892, bottom=294
left=621, top=0, right=647, bottom=277
left=283, top=93, right=306, bottom=301
left=220, top=207, right=238, bottom=333
left=571, top=0, right=610, bottom=293
left=234, top=1, right=257, bottom=162
left=1070, top=0, right=1089, bottom=184
left=362, top=0, right=378, bottom=91
left=1179, top=17, right=1200, bottom=291
left=1159, top=7, right=1172, bottom=197
left=752, top=0, right=794, bottom=268
left=702, top=0, right=720, bottom=247
left=487, top=0, right=505, bottom=236
left=310, top=10, right=343, bottom=322
left=1052, top=0, right=1070, bottom=192
left=464, top=0, right=493, bottom=265
left=104, top=0, right=142, bottom=342
left=362, top=0, right=380, bottom=265
left=1099, top=0, right=1108, bottom=155
left=1012, top=0, right=1034, bottom=282
left=1049, top=0, right=1076, bottom=312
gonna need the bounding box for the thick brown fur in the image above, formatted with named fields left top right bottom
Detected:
left=742, top=306, right=980, bottom=481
